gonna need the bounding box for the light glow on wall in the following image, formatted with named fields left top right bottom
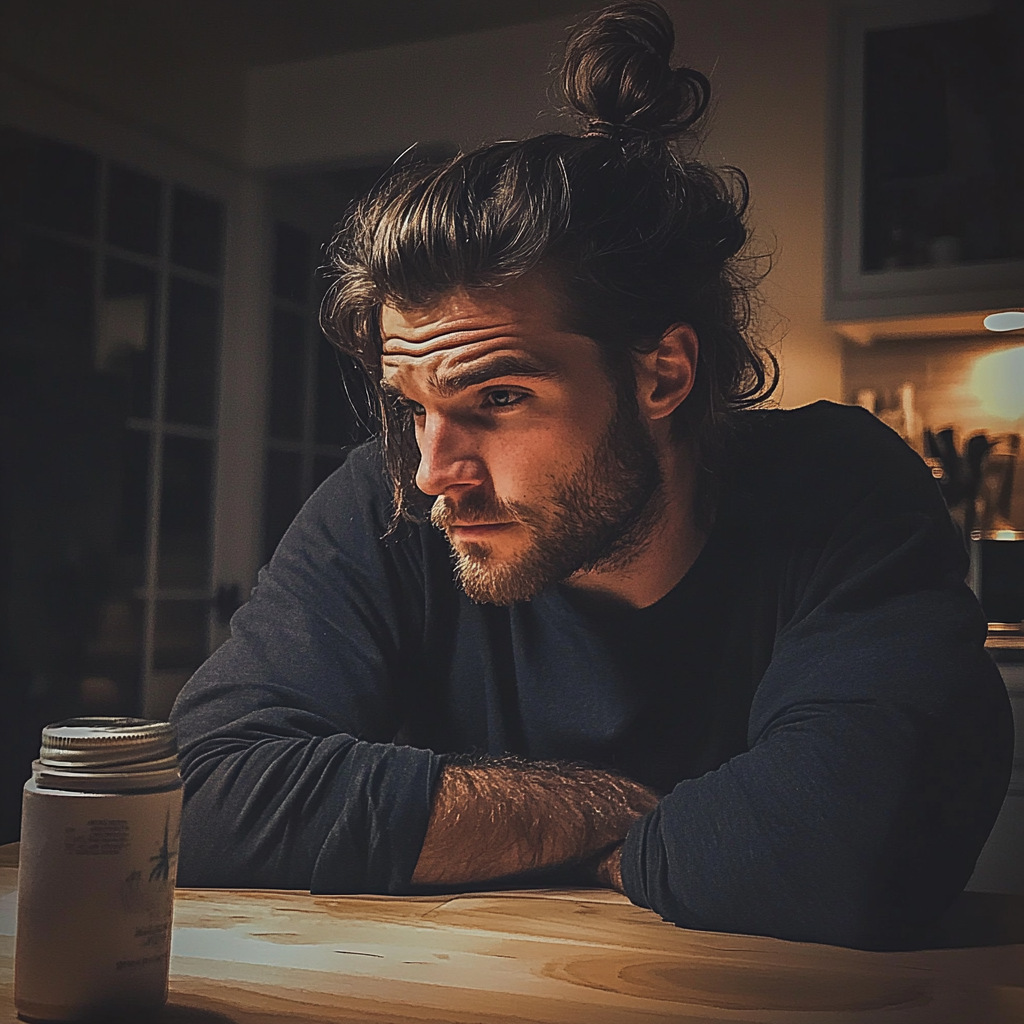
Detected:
left=969, top=346, right=1024, bottom=421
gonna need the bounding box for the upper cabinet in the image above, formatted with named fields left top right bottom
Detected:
left=826, top=0, right=1024, bottom=324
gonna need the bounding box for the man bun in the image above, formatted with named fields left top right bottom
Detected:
left=559, top=0, right=710, bottom=140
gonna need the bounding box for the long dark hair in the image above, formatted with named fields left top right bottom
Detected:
left=322, top=0, right=778, bottom=525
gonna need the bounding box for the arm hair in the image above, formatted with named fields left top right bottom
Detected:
left=410, top=757, right=659, bottom=887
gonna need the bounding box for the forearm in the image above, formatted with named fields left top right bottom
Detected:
left=411, top=759, right=657, bottom=886
left=175, top=721, right=442, bottom=892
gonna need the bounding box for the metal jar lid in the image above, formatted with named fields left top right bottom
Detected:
left=33, top=718, right=180, bottom=793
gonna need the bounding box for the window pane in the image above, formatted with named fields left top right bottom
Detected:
left=154, top=600, right=208, bottom=671
left=0, top=126, right=35, bottom=220
left=166, top=277, right=219, bottom=426
left=313, top=454, right=345, bottom=492
left=0, top=128, right=98, bottom=237
left=149, top=599, right=208, bottom=717
left=102, top=258, right=156, bottom=418
left=171, top=187, right=223, bottom=274
left=158, top=436, right=212, bottom=588
left=0, top=229, right=95, bottom=377
left=315, top=339, right=348, bottom=445
left=117, top=428, right=150, bottom=590
left=269, top=308, right=305, bottom=440
left=106, top=164, right=161, bottom=256
left=82, top=598, right=144, bottom=714
left=263, top=450, right=302, bottom=563
left=316, top=342, right=375, bottom=447
left=273, top=223, right=312, bottom=303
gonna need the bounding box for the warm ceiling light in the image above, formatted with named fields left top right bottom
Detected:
left=983, top=311, right=1024, bottom=332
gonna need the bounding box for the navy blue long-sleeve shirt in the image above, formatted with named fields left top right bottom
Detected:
left=170, top=402, right=1013, bottom=948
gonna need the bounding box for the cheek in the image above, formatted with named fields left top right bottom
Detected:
left=482, top=425, right=590, bottom=498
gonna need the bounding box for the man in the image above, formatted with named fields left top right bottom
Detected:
left=171, top=1, right=1012, bottom=949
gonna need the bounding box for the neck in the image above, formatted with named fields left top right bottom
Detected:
left=566, top=436, right=706, bottom=610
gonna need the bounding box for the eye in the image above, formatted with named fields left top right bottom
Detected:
left=484, top=389, right=525, bottom=409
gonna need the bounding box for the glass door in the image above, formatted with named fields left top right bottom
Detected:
left=0, top=128, right=236, bottom=792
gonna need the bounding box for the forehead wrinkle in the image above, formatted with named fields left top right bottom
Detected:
left=380, top=321, right=519, bottom=356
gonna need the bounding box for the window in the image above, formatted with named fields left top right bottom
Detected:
left=0, top=127, right=225, bottom=723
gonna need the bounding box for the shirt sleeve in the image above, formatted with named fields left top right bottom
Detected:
left=169, top=444, right=445, bottom=893
left=620, top=407, right=1014, bottom=948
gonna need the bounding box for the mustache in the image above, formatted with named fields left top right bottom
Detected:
left=430, top=492, right=536, bottom=530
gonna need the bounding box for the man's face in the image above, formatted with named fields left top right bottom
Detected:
left=380, top=277, right=664, bottom=605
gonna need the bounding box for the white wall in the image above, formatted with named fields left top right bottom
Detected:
left=246, top=0, right=842, bottom=407
left=246, top=19, right=572, bottom=169
left=663, top=1, right=841, bottom=408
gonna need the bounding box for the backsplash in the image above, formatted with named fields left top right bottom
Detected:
left=842, top=334, right=1024, bottom=533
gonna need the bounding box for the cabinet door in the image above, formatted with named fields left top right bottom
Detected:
left=827, top=0, right=1024, bottom=321
left=969, top=662, right=1024, bottom=894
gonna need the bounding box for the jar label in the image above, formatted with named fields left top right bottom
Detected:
left=15, top=782, right=182, bottom=1019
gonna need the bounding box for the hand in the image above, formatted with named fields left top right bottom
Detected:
left=589, top=843, right=625, bottom=892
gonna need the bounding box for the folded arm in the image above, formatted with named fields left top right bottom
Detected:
left=171, top=447, right=445, bottom=893
left=411, top=759, right=657, bottom=887
left=620, top=458, right=1014, bottom=948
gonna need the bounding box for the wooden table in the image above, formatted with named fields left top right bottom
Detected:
left=3, top=844, right=1024, bottom=1023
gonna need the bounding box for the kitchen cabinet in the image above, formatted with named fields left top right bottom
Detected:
left=969, top=656, right=1024, bottom=894
left=826, top=0, right=1024, bottom=324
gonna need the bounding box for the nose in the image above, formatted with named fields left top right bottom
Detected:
left=414, top=414, right=486, bottom=497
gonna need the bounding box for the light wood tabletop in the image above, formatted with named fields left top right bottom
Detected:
left=3, top=843, right=1024, bottom=1022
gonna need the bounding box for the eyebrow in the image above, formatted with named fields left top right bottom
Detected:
left=381, top=354, right=562, bottom=399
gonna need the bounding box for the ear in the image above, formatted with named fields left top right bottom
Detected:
left=634, top=323, right=699, bottom=421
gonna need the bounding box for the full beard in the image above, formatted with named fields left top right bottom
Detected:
left=430, top=402, right=665, bottom=606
